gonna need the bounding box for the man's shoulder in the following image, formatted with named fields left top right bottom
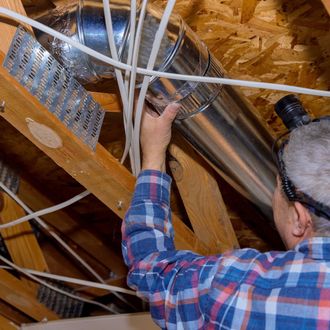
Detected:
left=216, top=242, right=330, bottom=289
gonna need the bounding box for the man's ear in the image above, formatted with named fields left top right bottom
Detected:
left=292, top=202, right=312, bottom=237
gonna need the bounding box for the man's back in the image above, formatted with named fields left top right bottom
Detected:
left=122, top=171, right=330, bottom=329
left=206, top=238, right=330, bottom=329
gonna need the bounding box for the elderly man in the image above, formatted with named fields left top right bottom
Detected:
left=121, top=103, right=330, bottom=329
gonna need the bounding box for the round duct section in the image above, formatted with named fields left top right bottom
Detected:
left=35, top=0, right=277, bottom=220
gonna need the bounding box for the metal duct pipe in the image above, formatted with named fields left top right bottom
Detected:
left=35, top=0, right=277, bottom=219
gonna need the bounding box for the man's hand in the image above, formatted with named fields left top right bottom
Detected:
left=141, top=103, right=180, bottom=172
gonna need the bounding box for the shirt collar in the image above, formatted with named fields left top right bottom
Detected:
left=294, top=237, right=330, bottom=260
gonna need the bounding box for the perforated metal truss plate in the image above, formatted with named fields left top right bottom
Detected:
left=3, top=26, right=105, bottom=150
left=0, top=160, right=19, bottom=194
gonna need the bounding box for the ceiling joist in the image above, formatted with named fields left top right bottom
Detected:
left=169, top=138, right=239, bottom=253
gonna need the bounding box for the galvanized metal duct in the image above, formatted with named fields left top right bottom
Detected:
left=35, top=0, right=277, bottom=219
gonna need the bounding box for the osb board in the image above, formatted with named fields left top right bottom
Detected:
left=151, top=0, right=330, bottom=134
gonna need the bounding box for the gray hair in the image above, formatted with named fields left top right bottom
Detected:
left=283, top=120, right=330, bottom=236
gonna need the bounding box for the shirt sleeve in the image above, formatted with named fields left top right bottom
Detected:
left=121, top=170, right=221, bottom=329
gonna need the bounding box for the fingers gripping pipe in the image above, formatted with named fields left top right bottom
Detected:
left=35, top=0, right=277, bottom=220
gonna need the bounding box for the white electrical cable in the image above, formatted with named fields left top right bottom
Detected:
left=122, top=0, right=149, bottom=173
left=0, top=264, right=137, bottom=311
left=0, top=254, right=117, bottom=314
left=103, top=0, right=134, bottom=168
left=124, top=1, right=137, bottom=91
left=0, top=182, right=105, bottom=283
left=103, top=0, right=136, bottom=169
left=0, top=186, right=90, bottom=230
left=102, top=0, right=128, bottom=104
left=0, top=265, right=136, bottom=295
left=103, top=0, right=145, bottom=169
left=132, top=0, right=177, bottom=174
left=0, top=7, right=329, bottom=97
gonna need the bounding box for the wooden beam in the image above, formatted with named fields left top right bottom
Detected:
left=0, top=192, right=49, bottom=292
left=169, top=138, right=239, bottom=253
left=18, top=178, right=128, bottom=278
left=90, top=92, right=122, bottom=113
left=0, top=315, right=19, bottom=330
left=320, top=0, right=330, bottom=15
left=0, top=0, right=33, bottom=53
left=0, top=300, right=32, bottom=325
left=0, top=269, right=58, bottom=321
left=21, top=0, right=54, bottom=9
left=0, top=1, right=208, bottom=254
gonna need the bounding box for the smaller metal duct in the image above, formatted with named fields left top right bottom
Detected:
left=35, top=0, right=277, bottom=220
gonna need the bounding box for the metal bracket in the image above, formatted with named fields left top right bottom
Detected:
left=3, top=26, right=105, bottom=151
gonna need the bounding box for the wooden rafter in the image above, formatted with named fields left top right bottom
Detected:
left=0, top=300, right=32, bottom=325
left=169, top=138, right=239, bottom=253
left=0, top=269, right=58, bottom=321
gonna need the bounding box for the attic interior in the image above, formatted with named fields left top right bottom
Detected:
left=0, top=0, right=329, bottom=328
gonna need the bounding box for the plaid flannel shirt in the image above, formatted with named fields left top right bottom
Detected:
left=121, top=170, right=330, bottom=329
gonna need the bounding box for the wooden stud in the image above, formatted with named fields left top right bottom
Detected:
left=0, top=269, right=58, bottom=321
left=169, top=138, right=239, bottom=253
left=0, top=192, right=49, bottom=292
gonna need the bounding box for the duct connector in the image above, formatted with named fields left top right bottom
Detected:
left=35, top=0, right=277, bottom=220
